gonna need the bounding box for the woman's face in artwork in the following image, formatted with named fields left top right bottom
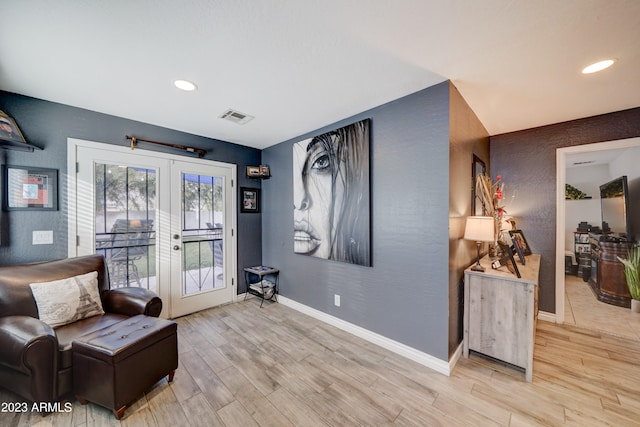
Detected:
left=293, top=136, right=345, bottom=258
left=0, top=121, right=13, bottom=134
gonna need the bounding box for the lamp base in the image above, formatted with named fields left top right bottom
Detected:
left=471, top=263, right=485, bottom=272
left=471, top=242, right=485, bottom=272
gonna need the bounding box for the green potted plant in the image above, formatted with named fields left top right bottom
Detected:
left=617, top=245, right=640, bottom=313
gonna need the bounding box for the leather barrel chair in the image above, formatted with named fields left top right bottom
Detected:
left=0, top=254, right=162, bottom=405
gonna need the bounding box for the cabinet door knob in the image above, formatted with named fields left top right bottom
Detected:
left=173, top=245, right=180, bottom=251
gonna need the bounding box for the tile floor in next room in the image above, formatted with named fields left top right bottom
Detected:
left=564, top=273, right=640, bottom=340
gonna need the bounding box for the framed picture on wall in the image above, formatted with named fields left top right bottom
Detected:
left=2, top=165, right=58, bottom=211
left=240, top=187, right=260, bottom=213
left=471, top=155, right=487, bottom=215
left=292, top=118, right=371, bottom=267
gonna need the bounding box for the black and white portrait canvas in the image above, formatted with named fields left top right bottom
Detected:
left=293, top=119, right=371, bottom=266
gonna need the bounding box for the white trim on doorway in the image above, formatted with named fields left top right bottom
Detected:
left=67, top=137, right=238, bottom=318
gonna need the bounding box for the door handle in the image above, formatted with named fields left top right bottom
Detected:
left=173, top=245, right=180, bottom=251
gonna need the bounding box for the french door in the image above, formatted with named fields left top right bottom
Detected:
left=68, top=138, right=236, bottom=318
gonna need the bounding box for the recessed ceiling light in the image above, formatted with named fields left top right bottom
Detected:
left=581, top=59, right=615, bottom=74
left=174, top=79, right=197, bottom=91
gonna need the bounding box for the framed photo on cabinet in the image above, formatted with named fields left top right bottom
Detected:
left=509, top=229, right=532, bottom=256
left=511, top=238, right=526, bottom=265
left=498, top=242, right=521, bottom=278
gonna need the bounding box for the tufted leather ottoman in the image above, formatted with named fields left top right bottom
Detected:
left=72, top=315, right=178, bottom=419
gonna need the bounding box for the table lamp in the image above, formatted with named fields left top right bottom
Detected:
left=464, top=216, right=494, bottom=272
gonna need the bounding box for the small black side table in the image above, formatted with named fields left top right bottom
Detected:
left=243, top=266, right=279, bottom=307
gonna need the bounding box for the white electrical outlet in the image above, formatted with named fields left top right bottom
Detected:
left=33, top=230, right=53, bottom=245
left=334, top=294, right=341, bottom=307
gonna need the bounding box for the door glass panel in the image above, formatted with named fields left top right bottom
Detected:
left=181, top=173, right=224, bottom=296
left=94, top=163, right=157, bottom=290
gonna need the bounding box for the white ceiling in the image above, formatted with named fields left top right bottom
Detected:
left=1, top=1, right=639, bottom=150
left=566, top=145, right=640, bottom=168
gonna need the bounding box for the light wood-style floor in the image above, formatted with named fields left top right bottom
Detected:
left=3, top=297, right=640, bottom=426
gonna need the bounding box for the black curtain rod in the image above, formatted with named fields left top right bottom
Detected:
left=126, top=135, right=206, bottom=158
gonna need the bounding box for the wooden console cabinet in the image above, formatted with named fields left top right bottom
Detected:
left=589, top=237, right=633, bottom=308
left=463, top=254, right=540, bottom=382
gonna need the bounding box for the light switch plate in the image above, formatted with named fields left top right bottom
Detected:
left=33, top=230, right=53, bottom=245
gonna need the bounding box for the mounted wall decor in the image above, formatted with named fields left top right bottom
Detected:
left=2, top=165, right=58, bottom=211
left=292, top=118, right=371, bottom=266
left=240, top=187, right=260, bottom=213
left=471, top=155, right=487, bottom=215
left=0, top=110, right=39, bottom=152
left=125, top=135, right=205, bottom=158
left=245, top=165, right=271, bottom=179
left=565, top=183, right=589, bottom=200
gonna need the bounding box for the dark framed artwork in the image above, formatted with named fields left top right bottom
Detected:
left=471, top=155, right=487, bottom=215
left=509, top=229, right=532, bottom=256
left=292, top=118, right=371, bottom=266
left=3, top=165, right=58, bottom=211
left=240, top=187, right=260, bottom=213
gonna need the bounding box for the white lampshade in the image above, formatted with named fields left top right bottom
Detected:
left=464, top=216, right=494, bottom=242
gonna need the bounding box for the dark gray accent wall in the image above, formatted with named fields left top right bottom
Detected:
left=490, top=107, right=640, bottom=312
left=0, top=91, right=262, bottom=288
left=261, top=83, right=452, bottom=360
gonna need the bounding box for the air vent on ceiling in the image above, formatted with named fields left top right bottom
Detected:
left=572, top=160, right=595, bottom=166
left=219, top=109, right=254, bottom=125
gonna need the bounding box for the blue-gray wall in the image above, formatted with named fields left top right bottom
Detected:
left=0, top=91, right=262, bottom=289
left=261, top=83, right=452, bottom=361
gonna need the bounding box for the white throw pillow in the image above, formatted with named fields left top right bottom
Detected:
left=29, top=271, right=105, bottom=328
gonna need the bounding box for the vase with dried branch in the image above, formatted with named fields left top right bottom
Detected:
left=475, top=173, right=507, bottom=257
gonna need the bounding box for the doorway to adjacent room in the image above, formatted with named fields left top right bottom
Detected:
left=556, top=136, right=640, bottom=339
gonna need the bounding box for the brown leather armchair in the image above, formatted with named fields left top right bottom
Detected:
left=0, top=254, right=162, bottom=405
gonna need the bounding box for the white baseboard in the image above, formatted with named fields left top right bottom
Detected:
left=450, top=341, right=463, bottom=368
left=538, top=310, right=556, bottom=323
left=277, top=295, right=453, bottom=376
